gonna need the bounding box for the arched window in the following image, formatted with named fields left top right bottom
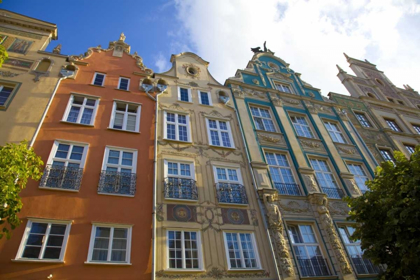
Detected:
left=367, top=92, right=376, bottom=99
left=36, top=59, right=51, bottom=72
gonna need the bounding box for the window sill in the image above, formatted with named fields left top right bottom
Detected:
left=89, top=84, right=105, bottom=88
left=217, top=202, right=248, bottom=207
left=198, top=103, right=213, bottom=107
left=255, top=129, right=281, bottom=135
left=60, top=121, right=94, bottom=127
left=12, top=259, right=64, bottom=264
left=107, top=127, right=140, bottom=134
left=164, top=197, right=198, bottom=203
left=114, top=88, right=131, bottom=92
left=227, top=268, right=264, bottom=272
left=164, top=269, right=205, bottom=273
left=209, top=145, right=236, bottom=150
left=298, top=275, right=337, bottom=280
left=84, top=261, right=132, bottom=266
left=163, top=138, right=193, bottom=144
left=177, top=100, right=193, bottom=104
left=98, top=192, right=135, bottom=198
left=39, top=186, right=79, bottom=193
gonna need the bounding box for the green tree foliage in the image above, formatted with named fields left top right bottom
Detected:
left=346, top=147, right=420, bottom=279
left=0, top=45, right=8, bottom=68
left=0, top=141, right=43, bottom=239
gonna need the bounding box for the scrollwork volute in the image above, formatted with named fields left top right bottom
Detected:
left=263, top=194, right=295, bottom=277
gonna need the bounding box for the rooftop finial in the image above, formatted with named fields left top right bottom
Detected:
left=336, top=64, right=346, bottom=73
left=119, top=32, right=126, bottom=42
left=251, top=41, right=273, bottom=54
left=343, top=52, right=349, bottom=59
left=52, top=44, right=61, bottom=54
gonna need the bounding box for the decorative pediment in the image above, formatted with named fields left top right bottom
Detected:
left=267, top=71, right=292, bottom=81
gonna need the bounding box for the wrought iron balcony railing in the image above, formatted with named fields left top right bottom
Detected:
left=351, top=255, right=383, bottom=275
left=164, top=177, right=198, bottom=200
left=320, top=187, right=345, bottom=199
left=274, top=182, right=302, bottom=196
left=296, top=256, right=331, bottom=277
left=216, top=183, right=248, bottom=204
left=98, top=170, right=136, bottom=196
left=39, top=164, right=83, bottom=191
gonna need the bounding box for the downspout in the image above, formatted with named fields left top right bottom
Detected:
left=30, top=75, right=67, bottom=147
left=227, top=101, right=282, bottom=280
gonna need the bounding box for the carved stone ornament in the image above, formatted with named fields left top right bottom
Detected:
left=183, top=63, right=201, bottom=79
left=281, top=97, right=301, bottom=106
left=345, top=179, right=363, bottom=196
left=338, top=146, right=356, bottom=155
left=263, top=194, right=295, bottom=277
left=300, top=139, right=321, bottom=149
left=309, top=194, right=353, bottom=275
left=0, top=70, right=20, bottom=77
left=328, top=201, right=350, bottom=216
left=156, top=267, right=269, bottom=279
left=258, top=133, right=283, bottom=144
left=303, top=174, right=319, bottom=192
left=252, top=78, right=260, bottom=85
left=271, top=97, right=283, bottom=107
left=279, top=200, right=310, bottom=213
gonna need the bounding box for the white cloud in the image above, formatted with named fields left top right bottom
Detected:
left=170, top=0, right=420, bottom=96
left=154, top=52, right=170, bottom=72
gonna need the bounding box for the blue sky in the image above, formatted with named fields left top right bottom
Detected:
left=3, top=0, right=420, bottom=95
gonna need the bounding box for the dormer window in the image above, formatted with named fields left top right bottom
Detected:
left=274, top=83, right=291, bottom=94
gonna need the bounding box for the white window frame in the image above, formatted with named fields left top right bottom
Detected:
left=205, top=118, right=234, bottom=148
left=109, top=101, right=141, bottom=132
left=15, top=219, right=72, bottom=262
left=223, top=232, right=261, bottom=270
left=46, top=140, right=89, bottom=168
left=290, top=115, right=314, bottom=138
left=163, top=111, right=192, bottom=142
left=62, top=94, right=99, bottom=126
left=198, top=91, right=212, bottom=106
left=347, top=163, right=369, bottom=193
left=249, top=106, right=277, bottom=132
left=92, top=72, right=106, bottom=86
left=212, top=166, right=243, bottom=185
left=324, top=121, right=346, bottom=143
left=118, top=77, right=130, bottom=91
left=177, top=87, right=192, bottom=103
left=86, top=223, right=132, bottom=264
left=274, top=82, right=292, bottom=94
left=166, top=230, right=203, bottom=270
left=101, top=146, right=138, bottom=173
left=164, top=159, right=195, bottom=180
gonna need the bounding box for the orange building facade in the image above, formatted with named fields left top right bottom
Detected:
left=0, top=35, right=156, bottom=279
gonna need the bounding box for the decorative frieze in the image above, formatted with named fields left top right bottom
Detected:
left=257, top=132, right=287, bottom=147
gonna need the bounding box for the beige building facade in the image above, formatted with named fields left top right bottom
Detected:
left=0, top=9, right=67, bottom=145
left=331, top=54, right=420, bottom=162
left=152, top=52, right=278, bottom=279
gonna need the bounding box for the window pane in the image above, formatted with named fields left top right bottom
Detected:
left=126, top=115, right=136, bottom=131
left=96, top=227, right=111, bottom=238
left=80, top=108, right=93, bottom=124
left=113, top=113, right=124, bottom=129
left=67, top=106, right=80, bottom=122
left=30, top=223, right=48, bottom=234
left=108, top=150, right=120, bottom=164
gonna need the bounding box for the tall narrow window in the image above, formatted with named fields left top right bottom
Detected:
left=87, top=224, right=132, bottom=264
left=310, top=159, right=343, bottom=199
left=164, top=112, right=190, bottom=142
left=118, top=77, right=130, bottom=91
left=206, top=119, right=234, bottom=148
left=338, top=226, right=380, bottom=274
left=412, top=124, right=420, bottom=134
left=0, top=84, right=16, bottom=107
left=167, top=230, right=201, bottom=269
left=178, top=87, right=191, bottom=102
left=405, top=145, right=415, bottom=155
left=164, top=161, right=197, bottom=200
left=347, top=164, right=369, bottom=193
left=288, top=225, right=330, bottom=277
left=16, top=219, right=71, bottom=261
left=324, top=121, right=346, bottom=143
left=92, top=73, right=105, bottom=86
left=291, top=116, right=314, bottom=138
left=379, top=149, right=394, bottom=162
left=223, top=232, right=260, bottom=269
left=354, top=113, right=372, bottom=128
left=199, top=91, right=211, bottom=105
left=110, top=102, right=141, bottom=132
left=265, top=152, right=300, bottom=196
left=63, top=95, right=99, bottom=125
left=214, top=166, right=247, bottom=204
left=250, top=106, right=276, bottom=132
left=384, top=119, right=402, bottom=132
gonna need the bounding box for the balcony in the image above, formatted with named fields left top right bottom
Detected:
left=274, top=182, right=302, bottom=196
left=39, top=164, right=83, bottom=191
left=296, top=256, right=331, bottom=277
left=98, top=170, right=136, bottom=196
left=216, top=183, right=248, bottom=204
left=320, top=187, right=345, bottom=199
left=164, top=177, right=198, bottom=200
left=351, top=255, right=383, bottom=275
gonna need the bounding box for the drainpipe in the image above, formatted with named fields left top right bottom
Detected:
left=228, top=101, right=282, bottom=280
left=30, top=75, right=68, bottom=147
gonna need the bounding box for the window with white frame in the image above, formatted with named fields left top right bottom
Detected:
left=87, top=224, right=132, bottom=263
left=324, top=121, right=346, bottom=143
left=110, top=102, right=141, bottom=132
left=310, top=159, right=342, bottom=199
left=223, top=232, right=260, bottom=269
left=118, top=77, right=130, bottom=91
left=347, top=164, right=369, bottom=193
left=384, top=119, right=402, bottom=132
left=167, top=230, right=201, bottom=269
left=164, top=112, right=191, bottom=142
left=213, top=166, right=247, bottom=204
left=412, top=124, right=420, bottom=134
left=92, top=72, right=105, bottom=86
left=198, top=91, right=212, bottom=106
left=63, top=95, right=99, bottom=125
left=41, top=141, right=88, bottom=190
left=379, top=149, right=394, bottom=162
left=354, top=112, right=372, bottom=128
left=103, top=147, right=137, bottom=174
left=164, top=160, right=196, bottom=200
left=0, top=84, right=16, bottom=108
left=178, top=87, right=191, bottom=102
left=206, top=119, right=234, bottom=148
left=15, top=219, right=71, bottom=261
left=274, top=82, right=292, bottom=94
left=288, top=224, right=330, bottom=277
left=291, top=116, right=314, bottom=138
left=405, top=144, right=415, bottom=155
left=265, top=152, right=300, bottom=196
left=250, top=106, right=276, bottom=132
left=338, top=226, right=379, bottom=274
